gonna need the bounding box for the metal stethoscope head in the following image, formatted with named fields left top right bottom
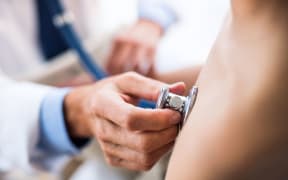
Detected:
left=156, top=86, right=198, bottom=131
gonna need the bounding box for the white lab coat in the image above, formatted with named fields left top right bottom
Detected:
left=0, top=72, right=52, bottom=173
left=0, top=0, right=137, bottom=174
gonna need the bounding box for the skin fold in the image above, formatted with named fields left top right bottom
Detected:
left=166, top=0, right=288, bottom=179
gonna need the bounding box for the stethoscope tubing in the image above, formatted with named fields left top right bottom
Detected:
left=44, top=0, right=156, bottom=108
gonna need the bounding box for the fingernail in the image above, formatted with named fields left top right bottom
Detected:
left=170, top=113, right=181, bottom=125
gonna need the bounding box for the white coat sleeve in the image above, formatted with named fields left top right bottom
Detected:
left=0, top=72, right=52, bottom=173
left=138, top=0, right=187, bottom=20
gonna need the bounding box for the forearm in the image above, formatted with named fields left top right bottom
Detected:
left=167, top=1, right=288, bottom=179
left=155, top=65, right=201, bottom=94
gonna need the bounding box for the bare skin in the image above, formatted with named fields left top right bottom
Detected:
left=155, top=65, right=202, bottom=95
left=167, top=0, right=288, bottom=179
left=106, top=20, right=163, bottom=76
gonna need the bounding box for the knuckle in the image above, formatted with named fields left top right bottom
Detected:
left=140, top=154, right=154, bottom=166
left=171, top=126, right=179, bottom=138
left=140, top=164, right=154, bottom=171
left=138, top=136, right=152, bottom=153
left=95, top=124, right=107, bottom=141
left=96, top=128, right=106, bottom=140
left=122, top=110, right=137, bottom=131
left=105, top=155, right=116, bottom=166
left=101, top=144, right=111, bottom=155
left=96, top=133, right=105, bottom=141
left=124, top=119, right=134, bottom=131
left=166, top=126, right=178, bottom=141
left=123, top=71, right=139, bottom=81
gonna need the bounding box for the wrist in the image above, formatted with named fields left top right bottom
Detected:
left=137, top=19, right=164, bottom=37
left=64, top=87, right=93, bottom=139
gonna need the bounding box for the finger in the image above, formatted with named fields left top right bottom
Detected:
left=96, top=82, right=185, bottom=130
left=115, top=45, right=133, bottom=74
left=169, top=82, right=186, bottom=95
left=105, top=154, right=149, bottom=171
left=116, top=72, right=187, bottom=102
left=116, top=72, right=166, bottom=101
left=113, top=45, right=131, bottom=74
left=129, top=126, right=178, bottom=153
left=95, top=118, right=178, bottom=153
left=137, top=58, right=152, bottom=76
left=123, top=61, right=135, bottom=72
left=94, top=92, right=133, bottom=127
left=104, top=142, right=174, bottom=171
left=120, top=94, right=139, bottom=105
left=146, top=46, right=156, bottom=77
left=133, top=47, right=151, bottom=75
left=107, top=39, right=132, bottom=74
left=98, top=122, right=178, bottom=153
left=98, top=95, right=181, bottom=131
left=96, top=86, right=183, bottom=131
left=94, top=94, right=143, bottom=129
left=123, top=45, right=139, bottom=72
left=92, top=117, right=122, bottom=143
left=106, top=40, right=121, bottom=73
left=122, top=107, right=181, bottom=131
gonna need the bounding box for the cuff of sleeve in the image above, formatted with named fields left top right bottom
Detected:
left=139, top=2, right=178, bottom=31
left=39, top=88, right=79, bottom=155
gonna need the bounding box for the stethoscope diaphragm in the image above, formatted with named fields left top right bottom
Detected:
left=156, top=86, right=198, bottom=131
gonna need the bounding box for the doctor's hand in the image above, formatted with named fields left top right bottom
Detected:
left=106, top=20, right=163, bottom=77
left=64, top=72, right=185, bottom=171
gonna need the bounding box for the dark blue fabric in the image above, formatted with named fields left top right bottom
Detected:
left=57, top=24, right=108, bottom=79
left=38, top=0, right=108, bottom=79
left=37, top=0, right=155, bottom=108
left=36, top=0, right=69, bottom=60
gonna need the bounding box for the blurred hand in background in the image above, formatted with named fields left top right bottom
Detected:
left=106, top=20, right=163, bottom=77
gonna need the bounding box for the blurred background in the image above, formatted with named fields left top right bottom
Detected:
left=156, top=0, right=229, bottom=72
left=1, top=0, right=229, bottom=179
left=1, top=0, right=229, bottom=84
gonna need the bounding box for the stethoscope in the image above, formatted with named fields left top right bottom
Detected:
left=44, top=0, right=198, bottom=129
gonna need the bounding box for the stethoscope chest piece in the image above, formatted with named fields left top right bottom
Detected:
left=156, top=86, right=198, bottom=131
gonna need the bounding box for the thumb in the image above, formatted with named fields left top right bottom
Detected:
left=116, top=73, right=186, bottom=102
left=116, top=72, right=165, bottom=101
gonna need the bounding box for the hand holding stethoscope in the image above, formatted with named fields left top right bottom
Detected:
left=45, top=0, right=198, bottom=130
